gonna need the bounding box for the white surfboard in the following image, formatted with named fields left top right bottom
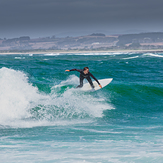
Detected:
left=81, top=78, right=113, bottom=91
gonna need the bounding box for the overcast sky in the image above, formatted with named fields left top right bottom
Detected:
left=0, top=0, right=163, bottom=38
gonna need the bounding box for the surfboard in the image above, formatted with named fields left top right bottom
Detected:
left=81, top=78, right=113, bottom=91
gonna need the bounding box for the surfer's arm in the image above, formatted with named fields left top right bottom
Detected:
left=66, top=69, right=82, bottom=72
left=89, top=73, right=102, bottom=88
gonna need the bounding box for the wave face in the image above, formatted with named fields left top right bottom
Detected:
left=0, top=52, right=163, bottom=162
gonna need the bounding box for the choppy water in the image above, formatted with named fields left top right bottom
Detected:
left=0, top=52, right=163, bottom=163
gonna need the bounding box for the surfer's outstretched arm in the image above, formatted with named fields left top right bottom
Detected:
left=89, top=72, right=102, bottom=88
left=65, top=69, right=82, bottom=73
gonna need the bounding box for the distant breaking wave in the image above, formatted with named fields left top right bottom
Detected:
left=42, top=52, right=134, bottom=56
left=41, top=52, right=163, bottom=57
left=122, top=56, right=139, bottom=60
left=143, top=53, right=163, bottom=58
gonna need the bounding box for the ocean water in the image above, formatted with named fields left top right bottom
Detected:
left=0, top=52, right=163, bottom=163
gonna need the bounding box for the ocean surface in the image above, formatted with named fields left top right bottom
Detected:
left=0, top=52, right=163, bottom=163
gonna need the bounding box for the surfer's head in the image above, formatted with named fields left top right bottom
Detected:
left=83, top=67, right=89, bottom=74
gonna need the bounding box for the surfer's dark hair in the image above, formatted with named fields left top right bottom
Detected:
left=83, top=67, right=89, bottom=71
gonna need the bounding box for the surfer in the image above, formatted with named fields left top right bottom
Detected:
left=65, top=67, right=102, bottom=89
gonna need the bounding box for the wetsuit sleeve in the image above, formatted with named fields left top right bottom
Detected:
left=89, top=72, right=100, bottom=85
left=69, top=69, right=82, bottom=72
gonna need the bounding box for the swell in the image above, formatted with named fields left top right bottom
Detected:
left=108, top=82, right=163, bottom=110
left=98, top=81, right=163, bottom=127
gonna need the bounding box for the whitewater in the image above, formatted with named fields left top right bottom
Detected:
left=0, top=52, right=163, bottom=163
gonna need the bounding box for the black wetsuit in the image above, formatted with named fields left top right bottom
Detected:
left=69, top=69, right=100, bottom=88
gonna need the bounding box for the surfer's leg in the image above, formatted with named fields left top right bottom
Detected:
left=86, top=77, right=94, bottom=88
left=76, top=75, right=84, bottom=88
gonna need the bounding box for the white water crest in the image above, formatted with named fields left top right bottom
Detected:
left=44, top=53, right=60, bottom=56
left=0, top=67, right=43, bottom=127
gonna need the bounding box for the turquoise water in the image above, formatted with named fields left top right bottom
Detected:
left=0, top=52, right=163, bottom=163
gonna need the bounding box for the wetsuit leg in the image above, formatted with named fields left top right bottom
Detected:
left=76, top=74, right=84, bottom=88
left=86, top=76, right=94, bottom=88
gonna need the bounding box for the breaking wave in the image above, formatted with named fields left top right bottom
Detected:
left=0, top=68, right=114, bottom=128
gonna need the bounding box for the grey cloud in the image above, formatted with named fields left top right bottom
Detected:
left=0, top=0, right=163, bottom=38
